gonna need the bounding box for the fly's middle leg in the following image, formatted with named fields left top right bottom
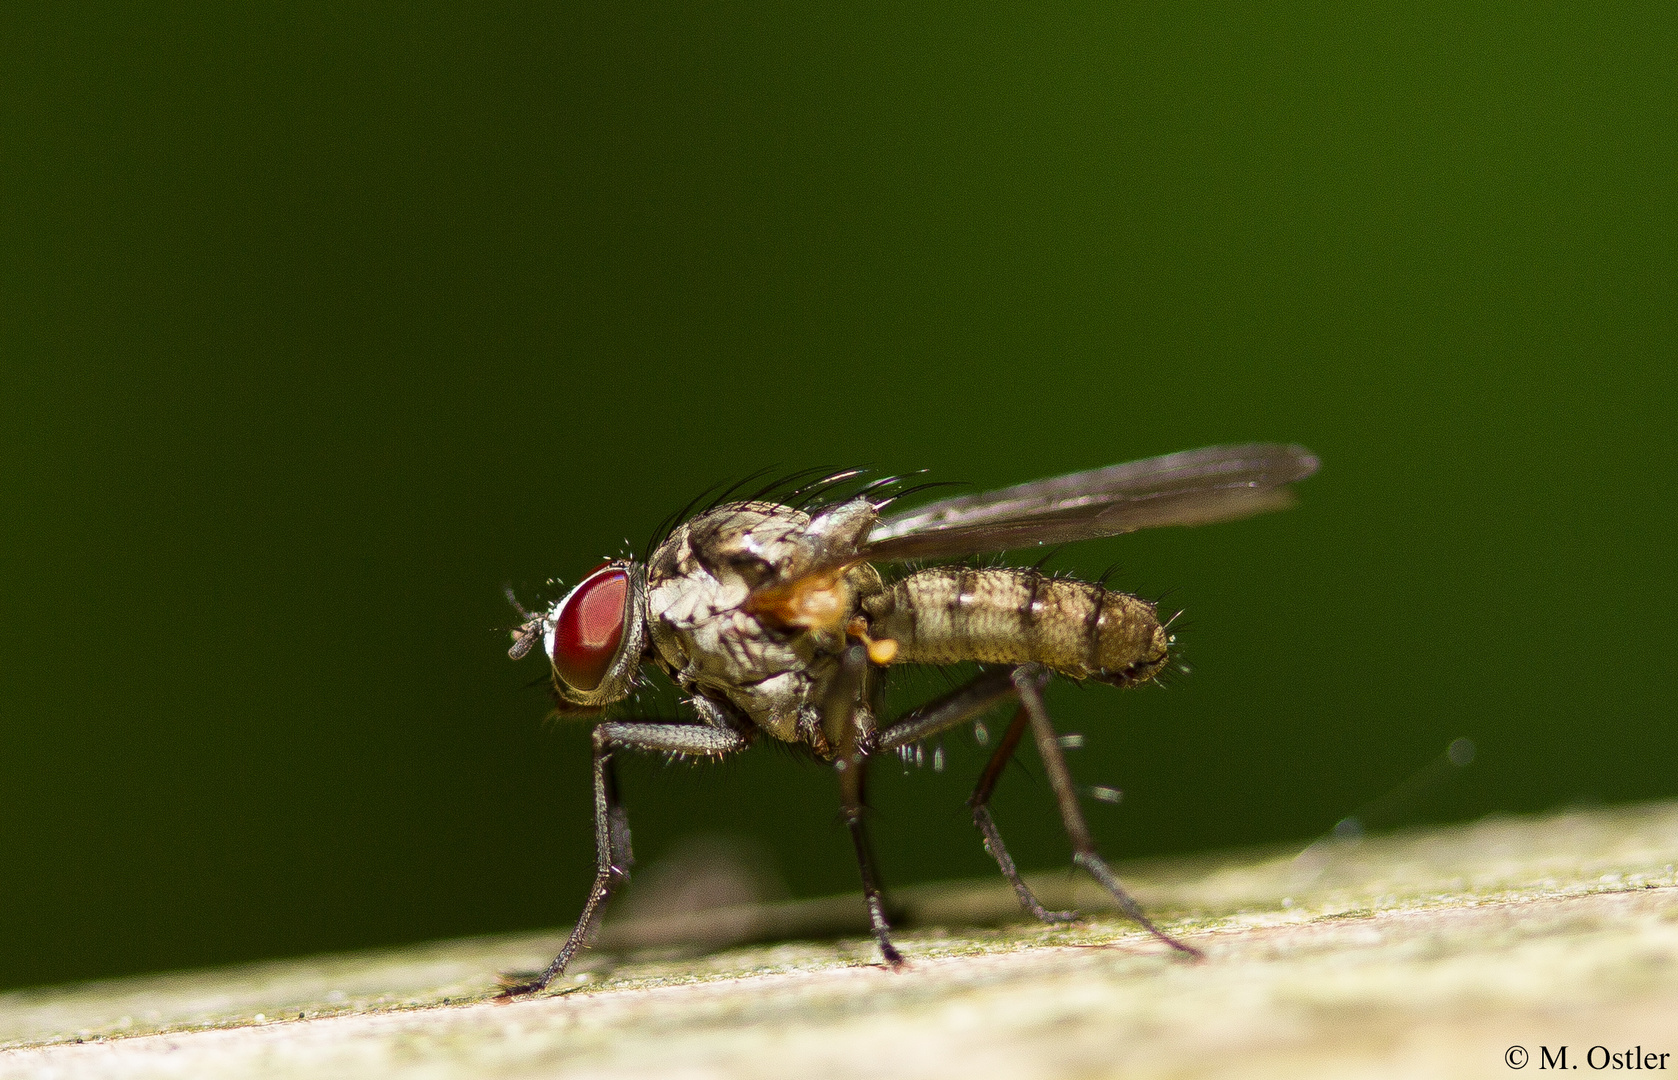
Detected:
left=875, top=665, right=1200, bottom=954
left=828, top=643, right=904, bottom=968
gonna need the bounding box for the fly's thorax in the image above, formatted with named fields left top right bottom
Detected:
left=646, top=502, right=812, bottom=737
left=862, top=567, right=1169, bottom=686
left=643, top=499, right=880, bottom=742
left=740, top=498, right=883, bottom=652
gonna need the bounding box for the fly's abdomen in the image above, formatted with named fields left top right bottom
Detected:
left=863, top=567, right=1169, bottom=686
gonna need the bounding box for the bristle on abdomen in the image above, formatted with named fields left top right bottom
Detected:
left=862, top=567, right=1168, bottom=686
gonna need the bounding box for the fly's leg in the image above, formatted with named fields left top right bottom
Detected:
left=870, top=665, right=1196, bottom=954
left=967, top=704, right=1077, bottom=924
left=496, top=721, right=748, bottom=998
left=839, top=752, right=902, bottom=968
left=875, top=667, right=1072, bottom=922
left=875, top=667, right=1018, bottom=751
left=828, top=643, right=904, bottom=968
left=1011, top=668, right=1203, bottom=958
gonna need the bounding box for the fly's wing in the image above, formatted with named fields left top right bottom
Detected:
left=862, top=443, right=1318, bottom=563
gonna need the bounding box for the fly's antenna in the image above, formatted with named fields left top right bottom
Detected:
left=505, top=585, right=547, bottom=661
left=504, top=584, right=535, bottom=622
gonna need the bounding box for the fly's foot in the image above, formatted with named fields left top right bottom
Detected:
left=493, top=975, right=544, bottom=1002
left=1072, top=851, right=1205, bottom=959
left=1033, top=907, right=1081, bottom=925
left=493, top=972, right=576, bottom=1001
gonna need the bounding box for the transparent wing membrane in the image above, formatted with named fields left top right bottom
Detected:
left=863, top=443, right=1318, bottom=562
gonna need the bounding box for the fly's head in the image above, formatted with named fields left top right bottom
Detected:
left=509, top=560, right=649, bottom=709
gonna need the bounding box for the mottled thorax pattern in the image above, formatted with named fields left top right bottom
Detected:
left=644, top=499, right=879, bottom=743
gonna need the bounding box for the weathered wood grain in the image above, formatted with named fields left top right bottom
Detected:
left=6, top=800, right=1678, bottom=1078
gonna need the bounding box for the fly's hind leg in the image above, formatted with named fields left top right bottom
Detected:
left=496, top=720, right=748, bottom=998
left=875, top=667, right=1070, bottom=925
left=967, top=702, right=1078, bottom=924
left=1010, top=667, right=1203, bottom=959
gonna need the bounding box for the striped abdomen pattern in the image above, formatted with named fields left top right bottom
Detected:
left=862, top=567, right=1169, bottom=686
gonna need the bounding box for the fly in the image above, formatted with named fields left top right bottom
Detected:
left=499, top=443, right=1319, bottom=995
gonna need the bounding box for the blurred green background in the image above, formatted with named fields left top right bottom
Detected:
left=3, top=2, right=1674, bottom=991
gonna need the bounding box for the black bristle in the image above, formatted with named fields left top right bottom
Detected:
left=750, top=465, right=833, bottom=502
left=875, top=479, right=968, bottom=509
left=1029, top=547, right=1063, bottom=572
left=643, top=478, right=731, bottom=560
left=789, top=468, right=871, bottom=510
left=701, top=465, right=782, bottom=516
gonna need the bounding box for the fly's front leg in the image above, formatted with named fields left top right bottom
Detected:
left=1012, top=668, right=1203, bottom=958
left=496, top=721, right=748, bottom=998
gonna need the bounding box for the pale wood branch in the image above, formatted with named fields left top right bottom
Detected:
left=6, top=800, right=1678, bottom=1078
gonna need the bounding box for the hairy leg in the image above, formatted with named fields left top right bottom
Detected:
left=496, top=721, right=748, bottom=997
left=1011, top=669, right=1202, bottom=958
left=876, top=667, right=1073, bottom=923
left=967, top=702, right=1078, bottom=924
left=829, top=644, right=904, bottom=967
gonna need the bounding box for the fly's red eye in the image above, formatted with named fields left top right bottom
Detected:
left=549, top=566, right=630, bottom=691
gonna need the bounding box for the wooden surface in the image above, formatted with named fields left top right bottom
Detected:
left=6, top=801, right=1678, bottom=1078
